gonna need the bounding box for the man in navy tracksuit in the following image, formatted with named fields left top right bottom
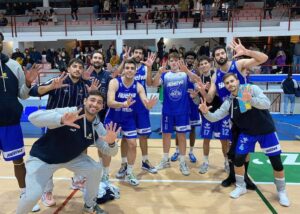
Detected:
left=199, top=73, right=290, bottom=207
left=0, top=32, right=40, bottom=211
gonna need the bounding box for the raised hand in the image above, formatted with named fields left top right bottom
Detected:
left=229, top=38, right=247, bottom=58
left=100, top=122, right=121, bottom=144
left=122, top=95, right=136, bottom=108
left=144, top=95, right=158, bottom=110
left=177, top=59, right=189, bottom=73
left=158, top=61, right=168, bottom=74
left=198, top=97, right=212, bottom=114
left=86, top=79, right=101, bottom=92
left=61, top=108, right=85, bottom=129
left=50, top=72, right=69, bottom=89
left=188, top=88, right=200, bottom=99
left=141, top=52, right=156, bottom=67
left=123, top=46, right=132, bottom=61
left=25, top=63, right=43, bottom=86
left=240, top=86, right=252, bottom=102
left=82, top=65, right=94, bottom=80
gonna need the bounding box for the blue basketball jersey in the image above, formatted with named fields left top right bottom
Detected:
left=215, top=60, right=248, bottom=102
left=134, top=64, right=148, bottom=113
left=161, top=71, right=190, bottom=115
left=105, top=77, right=138, bottom=122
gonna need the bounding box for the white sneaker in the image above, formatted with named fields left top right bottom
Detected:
left=199, top=162, right=209, bottom=174
left=224, top=161, right=230, bottom=174
left=101, top=173, right=111, bottom=186
left=156, top=158, right=171, bottom=170
left=31, top=204, right=40, bottom=212
left=125, top=172, right=139, bottom=186
left=278, top=190, right=290, bottom=207
left=179, top=161, right=190, bottom=176
left=71, top=176, right=86, bottom=191
left=230, top=185, right=247, bottom=199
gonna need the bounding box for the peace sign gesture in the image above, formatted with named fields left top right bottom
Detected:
left=123, top=46, right=132, bottom=61
left=50, top=72, right=69, bottom=90
left=141, top=52, right=156, bottom=67
left=122, top=95, right=136, bottom=108
left=61, top=108, right=85, bottom=129
left=100, top=122, right=121, bottom=144
left=198, top=97, right=212, bottom=114
left=229, top=38, right=247, bottom=58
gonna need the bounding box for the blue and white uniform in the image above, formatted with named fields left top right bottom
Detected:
left=105, top=77, right=138, bottom=138
left=188, top=69, right=201, bottom=127
left=160, top=71, right=191, bottom=133
left=134, top=64, right=151, bottom=135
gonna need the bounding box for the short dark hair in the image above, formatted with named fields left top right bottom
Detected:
left=92, top=51, right=104, bottom=59
left=68, top=58, right=84, bottom=68
left=198, top=55, right=211, bottom=63
left=133, top=46, right=144, bottom=53
left=87, top=90, right=104, bottom=100
left=124, top=59, right=136, bottom=68
left=212, top=46, right=226, bottom=58
left=184, top=51, right=196, bottom=59
left=0, top=32, right=4, bottom=41
left=222, top=73, right=238, bottom=82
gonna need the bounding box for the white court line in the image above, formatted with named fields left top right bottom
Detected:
left=0, top=176, right=299, bottom=186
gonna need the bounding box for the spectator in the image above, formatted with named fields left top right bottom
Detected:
left=23, top=49, right=34, bottom=69
left=197, top=41, right=210, bottom=57
left=70, top=0, right=79, bottom=21
left=42, top=10, right=50, bottom=24
left=264, top=0, right=276, bottom=19
left=153, top=7, right=163, bottom=29
left=273, top=50, right=287, bottom=74
left=125, top=7, right=138, bottom=29
left=202, top=0, right=213, bottom=20
left=157, top=37, right=165, bottom=60
left=120, top=0, right=129, bottom=20
left=49, top=8, right=58, bottom=23
left=152, top=57, right=161, bottom=71
left=103, top=0, right=111, bottom=20
left=46, top=48, right=56, bottom=69
left=179, top=0, right=189, bottom=19
left=0, top=12, right=8, bottom=26
left=29, top=48, right=42, bottom=64
left=77, top=51, right=87, bottom=64
left=169, top=44, right=179, bottom=54
left=11, top=48, right=25, bottom=65
left=93, top=0, right=101, bottom=20
left=193, top=0, right=202, bottom=28
left=293, top=39, right=300, bottom=73
left=106, top=44, right=116, bottom=63
left=169, top=5, right=178, bottom=29
left=281, top=73, right=299, bottom=115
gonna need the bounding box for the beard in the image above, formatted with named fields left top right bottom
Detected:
left=133, top=56, right=141, bottom=64
left=93, top=62, right=102, bottom=69
left=216, top=57, right=228, bottom=66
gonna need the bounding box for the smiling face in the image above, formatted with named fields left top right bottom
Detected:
left=84, top=94, right=104, bottom=116
left=199, top=59, right=211, bottom=74
left=123, top=62, right=137, bottom=79
left=91, top=52, right=104, bottom=69
left=168, top=57, right=179, bottom=71
left=133, top=48, right=144, bottom=64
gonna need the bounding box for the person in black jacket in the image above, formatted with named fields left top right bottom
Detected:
left=281, top=73, right=298, bottom=115
left=199, top=73, right=290, bottom=207
left=70, top=0, right=79, bottom=21
left=0, top=32, right=41, bottom=212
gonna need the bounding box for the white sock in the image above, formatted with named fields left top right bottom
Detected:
left=179, top=155, right=185, bottom=163
left=189, top=147, right=194, bottom=153
left=163, top=153, right=169, bottom=161
left=142, top=155, right=148, bottom=162
left=103, top=167, right=109, bottom=175
left=224, top=156, right=228, bottom=163
left=127, top=164, right=133, bottom=174
left=121, top=157, right=127, bottom=164
left=203, top=155, right=209, bottom=163
left=175, top=146, right=179, bottom=153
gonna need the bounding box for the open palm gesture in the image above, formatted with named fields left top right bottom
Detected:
left=51, top=72, right=69, bottom=89
left=24, top=64, right=43, bottom=86
left=82, top=65, right=94, bottom=80
left=144, top=95, right=158, bottom=110
left=61, top=108, right=85, bottom=129
left=229, top=38, right=247, bottom=58
left=240, top=86, right=252, bottom=102
left=141, top=52, right=156, bottom=67
left=177, top=59, right=189, bottom=73
left=158, top=61, right=168, bottom=74
left=100, top=122, right=121, bottom=144
left=86, top=78, right=101, bottom=92
left=198, top=97, right=212, bottom=114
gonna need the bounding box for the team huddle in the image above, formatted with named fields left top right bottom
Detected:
left=0, top=31, right=290, bottom=214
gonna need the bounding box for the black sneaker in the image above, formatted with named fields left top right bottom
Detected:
left=83, top=203, right=106, bottom=214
